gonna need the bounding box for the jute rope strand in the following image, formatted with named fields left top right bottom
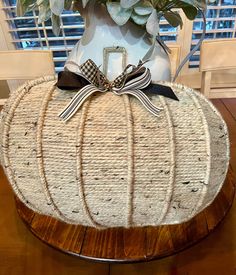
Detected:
left=188, top=91, right=211, bottom=215
left=164, top=83, right=210, bottom=219
left=123, top=95, right=135, bottom=228
left=0, top=78, right=230, bottom=228
left=75, top=98, right=105, bottom=229
left=2, top=81, right=43, bottom=211
left=158, top=96, right=176, bottom=224
left=186, top=85, right=231, bottom=204
left=36, top=84, right=76, bottom=223
left=165, top=81, right=230, bottom=212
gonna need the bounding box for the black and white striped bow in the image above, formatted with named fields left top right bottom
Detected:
left=57, top=59, right=178, bottom=121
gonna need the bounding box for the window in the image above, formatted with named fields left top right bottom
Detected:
left=1, top=0, right=179, bottom=72
left=2, top=0, right=84, bottom=72
left=190, top=0, right=236, bottom=68
left=1, top=0, right=236, bottom=73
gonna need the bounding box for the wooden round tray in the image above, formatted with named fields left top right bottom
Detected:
left=16, top=167, right=235, bottom=263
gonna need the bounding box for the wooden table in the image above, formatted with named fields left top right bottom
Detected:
left=15, top=167, right=235, bottom=264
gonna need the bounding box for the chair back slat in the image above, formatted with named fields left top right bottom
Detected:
left=168, top=45, right=181, bottom=78
left=0, top=50, right=55, bottom=80
left=200, top=39, right=236, bottom=72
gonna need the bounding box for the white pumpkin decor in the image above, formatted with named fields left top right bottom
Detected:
left=0, top=0, right=230, bottom=229
left=0, top=78, right=229, bottom=228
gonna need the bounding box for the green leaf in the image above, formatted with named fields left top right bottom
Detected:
left=164, top=11, right=183, bottom=28
left=120, top=0, right=140, bottom=9
left=182, top=5, right=198, bottom=20
left=82, top=0, right=90, bottom=8
left=106, top=2, right=132, bottom=26
left=131, top=12, right=150, bottom=25
left=16, top=0, right=37, bottom=16
left=64, top=0, right=73, bottom=10
left=49, top=0, right=64, bottom=16
left=146, top=9, right=160, bottom=36
left=38, top=1, right=51, bottom=23
left=180, top=0, right=206, bottom=9
left=134, top=1, right=153, bottom=16
left=51, top=13, right=61, bottom=36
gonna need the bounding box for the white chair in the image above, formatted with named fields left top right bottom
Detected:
left=200, top=39, right=236, bottom=98
left=0, top=50, right=55, bottom=105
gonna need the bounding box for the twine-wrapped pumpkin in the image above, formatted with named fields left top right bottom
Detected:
left=0, top=76, right=229, bottom=229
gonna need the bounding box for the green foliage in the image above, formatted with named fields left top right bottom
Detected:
left=16, top=0, right=208, bottom=36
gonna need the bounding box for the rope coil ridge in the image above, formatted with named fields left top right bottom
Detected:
left=2, top=76, right=55, bottom=212
left=158, top=96, right=176, bottom=224
left=123, top=95, right=135, bottom=228
left=75, top=99, right=105, bottom=229
left=36, top=84, right=78, bottom=223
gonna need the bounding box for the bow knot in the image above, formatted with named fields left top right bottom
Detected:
left=57, top=59, right=178, bottom=122
left=103, top=82, right=115, bottom=92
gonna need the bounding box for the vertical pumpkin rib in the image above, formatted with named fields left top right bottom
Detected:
left=36, top=85, right=76, bottom=223
left=75, top=98, right=105, bottom=229
left=123, top=95, right=135, bottom=228
left=187, top=90, right=210, bottom=215
left=158, top=96, right=176, bottom=224
left=2, top=82, right=39, bottom=211
left=196, top=90, right=230, bottom=205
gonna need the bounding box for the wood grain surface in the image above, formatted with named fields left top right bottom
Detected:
left=15, top=166, right=235, bottom=263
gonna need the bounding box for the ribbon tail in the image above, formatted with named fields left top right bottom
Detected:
left=56, top=70, right=91, bottom=90
left=143, top=83, right=179, bottom=101
left=118, top=89, right=163, bottom=117
left=59, top=84, right=101, bottom=122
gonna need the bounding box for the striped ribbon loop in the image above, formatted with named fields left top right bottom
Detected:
left=59, top=84, right=104, bottom=121
left=58, top=60, right=167, bottom=122
left=113, top=67, right=162, bottom=116
left=117, top=89, right=162, bottom=116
